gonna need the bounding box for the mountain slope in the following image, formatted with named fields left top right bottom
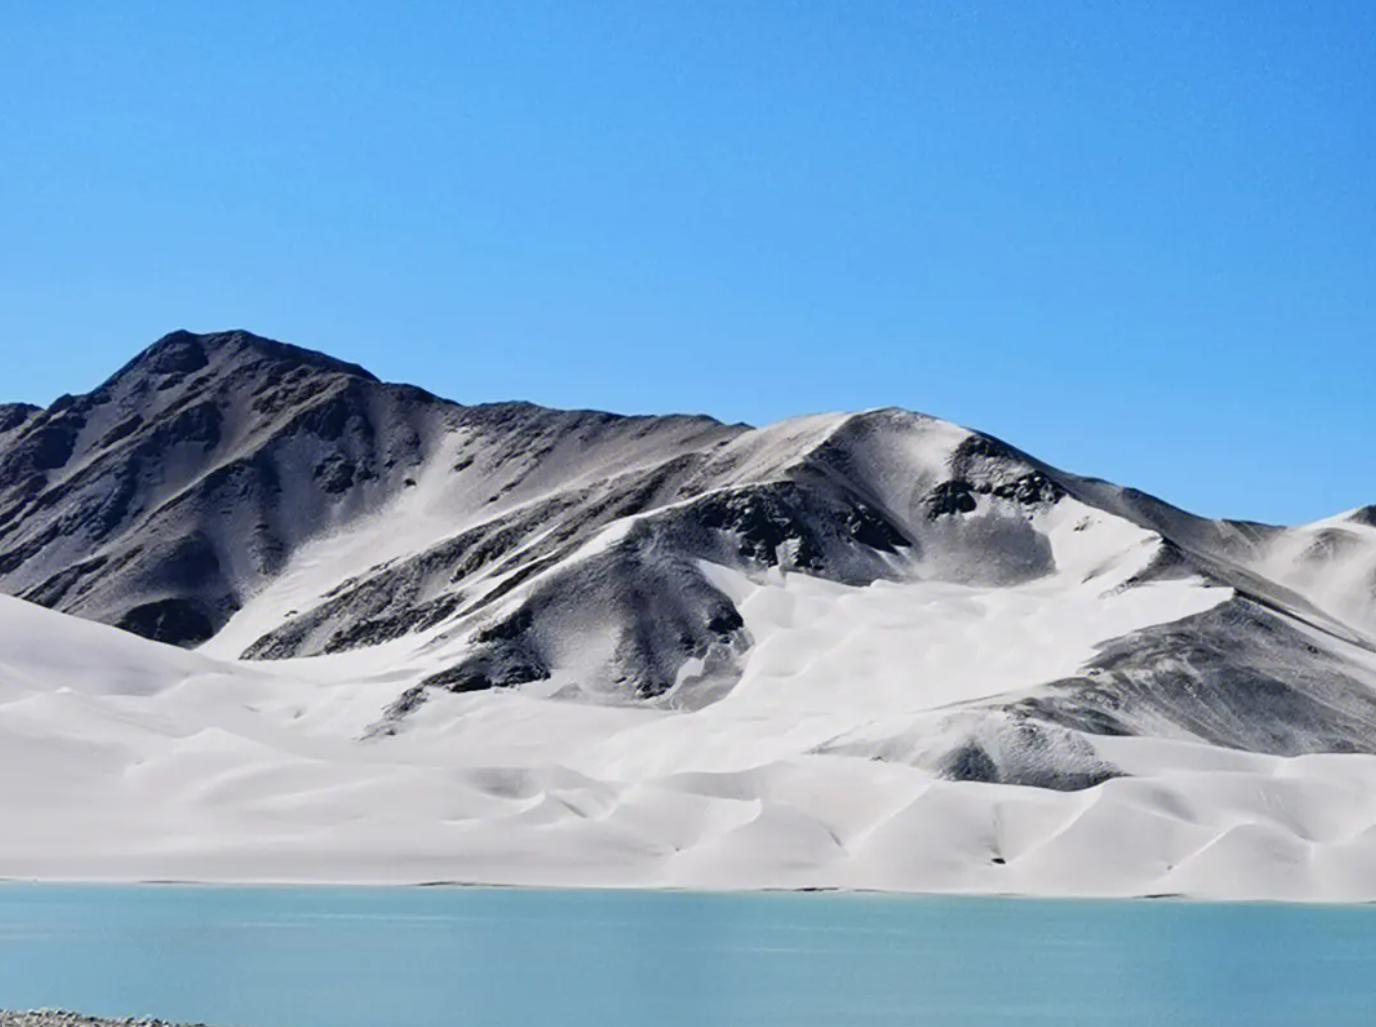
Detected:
left=3, top=329, right=1376, bottom=900
left=0, top=330, right=439, bottom=644
left=0, top=330, right=736, bottom=648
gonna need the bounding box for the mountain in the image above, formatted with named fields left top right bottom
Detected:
left=2, top=329, right=1376, bottom=900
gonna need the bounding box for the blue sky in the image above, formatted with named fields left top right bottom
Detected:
left=3, top=2, right=1372, bottom=523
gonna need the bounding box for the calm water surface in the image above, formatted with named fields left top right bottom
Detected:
left=0, top=884, right=1373, bottom=1026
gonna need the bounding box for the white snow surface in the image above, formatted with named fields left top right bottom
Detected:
left=10, top=499, right=1376, bottom=904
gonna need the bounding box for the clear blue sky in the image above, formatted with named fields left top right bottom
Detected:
left=3, top=2, right=1372, bottom=524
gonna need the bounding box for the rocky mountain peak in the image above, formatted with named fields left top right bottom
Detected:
left=0, top=403, right=40, bottom=434
left=0, top=330, right=447, bottom=647
left=104, top=329, right=380, bottom=394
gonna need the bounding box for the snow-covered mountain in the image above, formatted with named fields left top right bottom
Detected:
left=3, top=329, right=1376, bottom=900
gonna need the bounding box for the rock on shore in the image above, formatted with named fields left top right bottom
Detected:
left=0, top=1012, right=210, bottom=1027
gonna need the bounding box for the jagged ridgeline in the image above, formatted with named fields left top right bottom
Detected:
left=3, top=330, right=1376, bottom=775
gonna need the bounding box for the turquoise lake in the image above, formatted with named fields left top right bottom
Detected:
left=1, top=884, right=1374, bottom=1025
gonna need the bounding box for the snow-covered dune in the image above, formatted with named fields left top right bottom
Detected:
left=3, top=330, right=1376, bottom=902
left=5, top=577, right=1376, bottom=902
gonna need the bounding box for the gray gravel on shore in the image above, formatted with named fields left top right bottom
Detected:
left=0, top=1012, right=210, bottom=1027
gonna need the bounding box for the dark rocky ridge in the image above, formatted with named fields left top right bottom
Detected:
left=1009, top=596, right=1376, bottom=755
left=0, top=330, right=448, bottom=644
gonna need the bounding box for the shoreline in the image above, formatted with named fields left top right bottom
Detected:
left=0, top=876, right=1373, bottom=909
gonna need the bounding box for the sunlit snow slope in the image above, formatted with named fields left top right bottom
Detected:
left=3, top=330, right=1376, bottom=901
